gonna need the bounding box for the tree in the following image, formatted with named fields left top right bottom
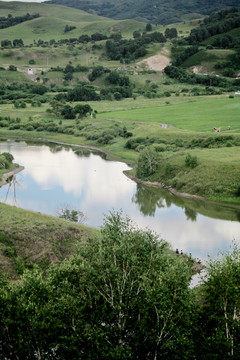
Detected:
left=0, top=212, right=196, bottom=359
left=67, top=84, right=100, bottom=101
left=91, top=32, right=107, bottom=41
left=64, top=71, right=73, bottom=81
left=79, top=34, right=90, bottom=43
left=61, top=104, right=75, bottom=119
left=136, top=147, right=160, bottom=178
left=88, top=65, right=105, bottom=82
left=30, top=84, right=48, bottom=95
left=8, top=65, right=17, bottom=71
left=71, top=211, right=196, bottom=359
left=164, top=28, right=178, bottom=39
left=74, top=103, right=92, bottom=118
left=133, top=30, right=141, bottom=39
left=64, top=63, right=75, bottom=73
left=1, top=39, right=12, bottom=47
left=195, top=243, right=240, bottom=359
left=64, top=24, right=76, bottom=33
left=13, top=39, right=24, bottom=47
left=57, top=205, right=87, bottom=223
left=146, top=23, right=152, bottom=32
left=49, top=100, right=64, bottom=116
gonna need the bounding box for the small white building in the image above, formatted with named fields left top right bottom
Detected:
left=234, top=90, right=240, bottom=95
left=28, top=68, right=33, bottom=75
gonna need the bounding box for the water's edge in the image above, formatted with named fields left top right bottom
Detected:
left=123, top=171, right=240, bottom=210
left=1, top=134, right=239, bottom=210
left=0, top=166, right=25, bottom=187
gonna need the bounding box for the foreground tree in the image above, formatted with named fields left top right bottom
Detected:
left=0, top=212, right=196, bottom=359
left=195, top=243, right=240, bottom=359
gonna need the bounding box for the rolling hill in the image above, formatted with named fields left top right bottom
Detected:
left=46, top=0, right=240, bottom=24
left=0, top=1, right=145, bottom=44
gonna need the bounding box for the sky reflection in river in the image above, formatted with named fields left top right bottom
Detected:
left=0, top=140, right=239, bottom=261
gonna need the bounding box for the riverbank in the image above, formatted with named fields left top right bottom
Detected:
left=1, top=134, right=240, bottom=209
left=123, top=171, right=240, bottom=210
left=0, top=166, right=24, bottom=187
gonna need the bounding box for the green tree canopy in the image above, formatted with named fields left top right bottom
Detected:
left=136, top=147, right=160, bottom=179
left=0, top=212, right=196, bottom=359
left=195, top=242, right=240, bottom=359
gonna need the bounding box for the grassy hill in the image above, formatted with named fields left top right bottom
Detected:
left=0, top=202, right=96, bottom=280
left=181, top=49, right=236, bottom=74
left=0, top=1, right=146, bottom=44
left=46, top=0, right=240, bottom=24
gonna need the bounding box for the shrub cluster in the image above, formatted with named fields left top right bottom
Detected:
left=0, top=152, right=14, bottom=169
left=185, top=153, right=199, bottom=168
left=164, top=65, right=231, bottom=89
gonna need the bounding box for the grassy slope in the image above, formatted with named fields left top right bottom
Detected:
left=148, top=146, right=240, bottom=204
left=203, top=27, right=240, bottom=46
left=0, top=202, right=96, bottom=280
left=181, top=49, right=236, bottom=70
left=0, top=1, right=145, bottom=44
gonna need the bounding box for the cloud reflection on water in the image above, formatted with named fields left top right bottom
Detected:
left=0, top=140, right=239, bottom=262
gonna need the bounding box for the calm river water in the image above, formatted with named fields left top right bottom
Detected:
left=0, top=139, right=239, bottom=264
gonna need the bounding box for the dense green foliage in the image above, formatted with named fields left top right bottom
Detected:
left=46, top=0, right=240, bottom=24
left=0, top=212, right=239, bottom=359
left=164, top=65, right=229, bottom=88
left=136, top=147, right=160, bottom=178
left=0, top=151, right=14, bottom=170
left=0, top=13, right=39, bottom=30
left=195, top=243, right=240, bottom=359
left=188, top=8, right=240, bottom=45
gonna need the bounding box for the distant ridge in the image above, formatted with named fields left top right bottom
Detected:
left=46, top=0, right=240, bottom=24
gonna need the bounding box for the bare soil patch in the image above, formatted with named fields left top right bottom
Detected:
left=137, top=53, right=171, bottom=71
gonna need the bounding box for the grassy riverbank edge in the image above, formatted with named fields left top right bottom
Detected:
left=124, top=170, right=240, bottom=210
left=1, top=133, right=240, bottom=209
left=0, top=201, right=99, bottom=280
left=0, top=166, right=24, bottom=187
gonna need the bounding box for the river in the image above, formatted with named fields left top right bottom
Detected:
left=0, top=139, right=239, bottom=267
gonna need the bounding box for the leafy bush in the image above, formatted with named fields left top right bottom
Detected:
left=1, top=152, right=14, bottom=163
left=185, top=154, right=199, bottom=168
left=0, top=157, right=9, bottom=169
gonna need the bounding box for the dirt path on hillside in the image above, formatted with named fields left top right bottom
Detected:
left=137, top=50, right=171, bottom=71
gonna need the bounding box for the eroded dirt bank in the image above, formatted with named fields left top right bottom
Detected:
left=0, top=166, right=24, bottom=187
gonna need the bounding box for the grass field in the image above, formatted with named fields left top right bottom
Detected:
left=148, top=146, right=240, bottom=204
left=98, top=96, right=240, bottom=132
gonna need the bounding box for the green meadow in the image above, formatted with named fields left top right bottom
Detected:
left=0, top=1, right=145, bottom=44
left=98, top=96, right=240, bottom=132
